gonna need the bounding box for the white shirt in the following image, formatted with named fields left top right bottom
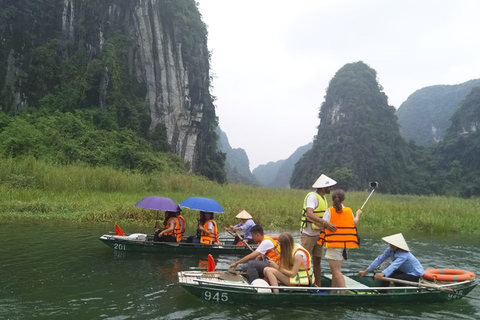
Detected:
left=255, top=238, right=275, bottom=255
left=300, top=193, right=321, bottom=236
left=295, top=249, right=308, bottom=267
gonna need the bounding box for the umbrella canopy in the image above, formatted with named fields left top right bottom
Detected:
left=179, top=197, right=224, bottom=213
left=135, top=196, right=181, bottom=212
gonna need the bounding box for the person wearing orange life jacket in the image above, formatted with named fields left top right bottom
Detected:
left=264, top=232, right=313, bottom=293
left=155, top=211, right=181, bottom=242
left=300, top=174, right=338, bottom=287
left=176, top=212, right=186, bottom=241
left=198, top=212, right=219, bottom=245
left=318, top=189, right=362, bottom=292
left=229, top=225, right=281, bottom=282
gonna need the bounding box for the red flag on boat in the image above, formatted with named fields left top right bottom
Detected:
left=115, top=224, right=126, bottom=236
left=207, top=254, right=215, bottom=272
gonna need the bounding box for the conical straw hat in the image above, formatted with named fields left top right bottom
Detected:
left=235, top=210, right=253, bottom=219
left=312, top=174, right=337, bottom=188
left=382, top=233, right=410, bottom=252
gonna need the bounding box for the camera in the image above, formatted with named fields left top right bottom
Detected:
left=369, top=181, right=378, bottom=188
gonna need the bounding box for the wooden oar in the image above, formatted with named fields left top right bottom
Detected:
left=381, top=277, right=456, bottom=294
left=225, top=228, right=257, bottom=253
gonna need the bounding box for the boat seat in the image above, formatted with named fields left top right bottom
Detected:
left=323, top=274, right=369, bottom=288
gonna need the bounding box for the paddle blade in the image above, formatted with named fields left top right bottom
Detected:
left=207, top=254, right=215, bottom=272
left=115, top=224, right=126, bottom=236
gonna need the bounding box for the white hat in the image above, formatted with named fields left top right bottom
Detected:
left=235, top=210, right=253, bottom=219
left=312, top=174, right=337, bottom=189
left=382, top=233, right=410, bottom=252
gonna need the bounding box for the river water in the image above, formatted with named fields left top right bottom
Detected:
left=0, top=221, right=479, bottom=320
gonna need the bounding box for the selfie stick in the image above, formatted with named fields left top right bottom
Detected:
left=361, top=182, right=377, bottom=209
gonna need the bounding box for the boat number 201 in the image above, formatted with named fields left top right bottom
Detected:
left=204, top=291, right=228, bottom=302
left=113, top=243, right=126, bottom=251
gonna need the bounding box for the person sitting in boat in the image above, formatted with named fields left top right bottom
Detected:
left=229, top=225, right=280, bottom=282
left=194, top=211, right=219, bottom=245
left=263, top=232, right=312, bottom=293
left=224, top=210, right=256, bottom=245
left=154, top=211, right=181, bottom=242
left=357, top=233, right=424, bottom=287
left=318, top=189, right=362, bottom=292
left=176, top=211, right=186, bottom=241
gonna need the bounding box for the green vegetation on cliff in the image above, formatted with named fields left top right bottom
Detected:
left=291, top=62, right=421, bottom=194
left=431, top=87, right=480, bottom=197
left=396, top=79, right=480, bottom=146
left=0, top=0, right=226, bottom=182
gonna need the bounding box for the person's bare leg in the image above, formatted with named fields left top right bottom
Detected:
left=264, top=267, right=279, bottom=293
left=328, top=259, right=345, bottom=294
left=313, top=256, right=322, bottom=287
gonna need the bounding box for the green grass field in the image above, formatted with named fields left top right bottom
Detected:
left=1, top=157, right=479, bottom=234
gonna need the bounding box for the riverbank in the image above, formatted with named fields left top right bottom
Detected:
left=1, top=157, right=479, bottom=234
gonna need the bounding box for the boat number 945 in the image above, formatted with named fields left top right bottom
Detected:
left=113, top=243, right=126, bottom=251
left=204, top=291, right=228, bottom=302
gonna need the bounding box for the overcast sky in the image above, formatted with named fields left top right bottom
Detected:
left=197, top=0, right=480, bottom=170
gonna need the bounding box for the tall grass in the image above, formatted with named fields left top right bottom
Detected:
left=1, top=157, right=479, bottom=234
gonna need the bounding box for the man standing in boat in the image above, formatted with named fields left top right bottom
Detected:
left=300, top=174, right=338, bottom=287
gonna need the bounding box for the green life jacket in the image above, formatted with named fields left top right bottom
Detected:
left=300, top=192, right=327, bottom=231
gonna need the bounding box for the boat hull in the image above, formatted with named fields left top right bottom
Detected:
left=99, top=235, right=254, bottom=256
left=178, top=271, right=478, bottom=306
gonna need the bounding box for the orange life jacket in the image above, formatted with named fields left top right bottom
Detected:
left=318, top=206, right=359, bottom=248
left=163, top=217, right=181, bottom=242
left=200, top=219, right=219, bottom=245
left=263, top=236, right=281, bottom=263
left=177, top=215, right=186, bottom=241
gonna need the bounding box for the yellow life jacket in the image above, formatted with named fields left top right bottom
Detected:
left=289, top=243, right=313, bottom=286
left=318, top=206, right=359, bottom=248
left=200, top=219, right=219, bottom=245
left=300, top=192, right=328, bottom=231
left=163, top=217, right=181, bottom=242
left=263, top=236, right=281, bottom=263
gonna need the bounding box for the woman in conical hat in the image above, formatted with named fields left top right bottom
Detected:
left=224, top=210, right=256, bottom=244
left=358, top=233, right=424, bottom=287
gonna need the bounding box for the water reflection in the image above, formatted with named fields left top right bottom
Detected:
left=0, top=221, right=478, bottom=319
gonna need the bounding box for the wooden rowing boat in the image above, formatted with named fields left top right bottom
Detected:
left=99, top=234, right=256, bottom=255
left=178, top=270, right=478, bottom=305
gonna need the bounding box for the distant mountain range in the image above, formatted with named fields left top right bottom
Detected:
left=253, top=143, right=312, bottom=188
left=216, top=128, right=257, bottom=185
left=396, top=79, right=480, bottom=146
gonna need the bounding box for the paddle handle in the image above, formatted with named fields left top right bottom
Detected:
left=360, top=188, right=375, bottom=209
left=381, top=277, right=455, bottom=294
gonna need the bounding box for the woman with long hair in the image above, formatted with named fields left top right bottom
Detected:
left=320, top=189, right=362, bottom=292
left=263, top=232, right=312, bottom=293
left=154, top=211, right=181, bottom=242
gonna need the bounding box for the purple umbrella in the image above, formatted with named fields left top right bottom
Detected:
left=135, top=196, right=181, bottom=212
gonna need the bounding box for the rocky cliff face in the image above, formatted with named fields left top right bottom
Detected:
left=0, top=0, right=216, bottom=173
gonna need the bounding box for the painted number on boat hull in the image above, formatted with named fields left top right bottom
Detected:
left=204, top=291, right=228, bottom=302
left=113, top=243, right=126, bottom=251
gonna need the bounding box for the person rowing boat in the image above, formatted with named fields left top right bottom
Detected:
left=224, top=210, right=256, bottom=245
left=357, top=233, right=424, bottom=288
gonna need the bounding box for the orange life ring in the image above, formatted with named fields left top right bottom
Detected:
left=423, top=269, right=476, bottom=282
